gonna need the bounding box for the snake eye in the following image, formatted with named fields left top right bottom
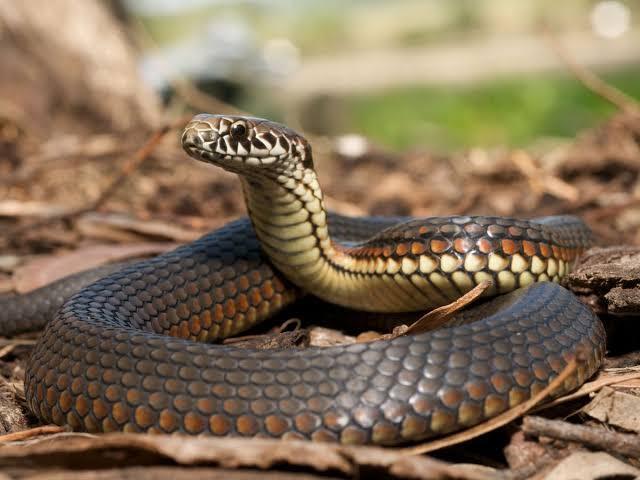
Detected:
left=230, top=122, right=247, bottom=138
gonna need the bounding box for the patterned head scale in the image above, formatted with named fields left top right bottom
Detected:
left=182, top=114, right=313, bottom=175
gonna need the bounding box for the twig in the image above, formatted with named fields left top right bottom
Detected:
left=0, top=344, right=16, bottom=359
left=543, top=26, right=640, bottom=114
left=0, top=425, right=65, bottom=443
left=1, top=116, right=189, bottom=246
left=522, top=415, right=640, bottom=458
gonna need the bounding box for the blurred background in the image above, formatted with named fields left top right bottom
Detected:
left=128, top=0, right=639, bottom=150
left=1, top=0, right=639, bottom=256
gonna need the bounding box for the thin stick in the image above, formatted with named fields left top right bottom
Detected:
left=522, top=415, right=640, bottom=458
left=0, top=425, right=65, bottom=443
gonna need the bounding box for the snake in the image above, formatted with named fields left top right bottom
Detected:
left=0, top=114, right=605, bottom=445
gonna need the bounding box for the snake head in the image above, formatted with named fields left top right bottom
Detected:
left=182, top=114, right=313, bottom=175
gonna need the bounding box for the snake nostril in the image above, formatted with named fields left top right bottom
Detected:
left=182, top=128, right=203, bottom=148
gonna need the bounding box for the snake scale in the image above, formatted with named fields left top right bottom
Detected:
left=0, top=114, right=605, bottom=445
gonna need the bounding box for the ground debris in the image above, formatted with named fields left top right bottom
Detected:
left=582, top=386, right=640, bottom=434
left=522, top=415, right=640, bottom=459
left=0, top=379, right=27, bottom=434
left=9, top=243, right=177, bottom=293
left=567, top=246, right=640, bottom=315
left=0, top=433, right=500, bottom=480
left=543, top=451, right=640, bottom=480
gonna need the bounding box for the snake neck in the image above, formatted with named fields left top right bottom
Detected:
left=241, top=169, right=369, bottom=309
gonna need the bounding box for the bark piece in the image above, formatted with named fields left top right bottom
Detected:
left=566, top=246, right=640, bottom=315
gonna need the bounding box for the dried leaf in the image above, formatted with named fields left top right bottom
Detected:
left=355, top=331, right=385, bottom=342
left=0, top=433, right=496, bottom=480
left=308, top=327, right=356, bottom=347
left=544, top=452, right=639, bottom=480
left=12, top=243, right=177, bottom=293
left=404, top=281, right=491, bottom=335
left=582, top=386, right=640, bottom=433
left=77, top=212, right=205, bottom=242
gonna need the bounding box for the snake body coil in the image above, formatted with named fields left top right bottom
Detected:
left=8, top=115, right=606, bottom=444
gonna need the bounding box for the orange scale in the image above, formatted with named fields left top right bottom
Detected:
left=500, top=239, right=519, bottom=255
left=395, top=243, right=409, bottom=256
left=538, top=243, right=551, bottom=258
left=430, top=239, right=451, bottom=254
left=476, top=238, right=496, bottom=254
left=522, top=240, right=537, bottom=257
left=411, top=242, right=427, bottom=255
left=453, top=237, right=474, bottom=254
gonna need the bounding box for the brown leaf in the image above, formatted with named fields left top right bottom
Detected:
left=77, top=212, right=205, bottom=243
left=12, top=243, right=178, bottom=293
left=309, top=327, right=356, bottom=347
left=404, top=281, right=492, bottom=335
left=533, top=452, right=639, bottom=480
left=582, top=386, right=640, bottom=433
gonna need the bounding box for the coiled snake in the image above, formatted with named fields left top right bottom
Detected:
left=1, top=115, right=605, bottom=445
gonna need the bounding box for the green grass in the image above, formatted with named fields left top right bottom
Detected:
left=346, top=67, right=640, bottom=150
